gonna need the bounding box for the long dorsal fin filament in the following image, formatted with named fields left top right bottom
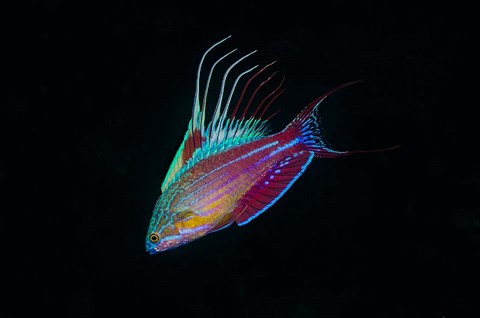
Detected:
left=161, top=37, right=284, bottom=192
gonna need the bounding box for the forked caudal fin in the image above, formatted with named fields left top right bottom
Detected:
left=288, top=81, right=401, bottom=157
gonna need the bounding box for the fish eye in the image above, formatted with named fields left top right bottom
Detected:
left=149, top=233, right=160, bottom=243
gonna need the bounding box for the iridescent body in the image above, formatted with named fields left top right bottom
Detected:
left=145, top=37, right=397, bottom=254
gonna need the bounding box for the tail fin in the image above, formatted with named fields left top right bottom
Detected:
left=288, top=81, right=400, bottom=158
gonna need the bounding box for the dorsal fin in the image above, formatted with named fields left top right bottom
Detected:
left=161, top=37, right=285, bottom=192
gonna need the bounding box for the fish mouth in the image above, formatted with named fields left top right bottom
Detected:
left=148, top=237, right=187, bottom=254
left=145, top=240, right=170, bottom=254
left=146, top=233, right=190, bottom=254
left=146, top=244, right=163, bottom=255
left=147, top=248, right=158, bottom=255
left=145, top=240, right=160, bottom=255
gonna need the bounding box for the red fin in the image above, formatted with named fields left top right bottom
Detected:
left=288, top=81, right=362, bottom=129
left=183, top=128, right=203, bottom=164
left=287, top=81, right=400, bottom=158
left=161, top=124, right=205, bottom=192
left=286, top=81, right=362, bottom=158
left=313, top=144, right=402, bottom=158
left=234, top=150, right=314, bottom=226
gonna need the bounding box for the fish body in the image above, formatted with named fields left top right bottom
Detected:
left=148, top=128, right=307, bottom=253
left=146, top=37, right=396, bottom=254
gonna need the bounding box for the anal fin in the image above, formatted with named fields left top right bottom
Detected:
left=234, top=150, right=314, bottom=226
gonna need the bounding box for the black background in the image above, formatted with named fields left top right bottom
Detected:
left=2, top=1, right=478, bottom=317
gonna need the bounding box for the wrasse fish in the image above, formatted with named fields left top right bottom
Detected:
left=146, top=36, right=397, bottom=254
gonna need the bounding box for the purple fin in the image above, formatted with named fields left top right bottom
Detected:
left=235, top=150, right=314, bottom=226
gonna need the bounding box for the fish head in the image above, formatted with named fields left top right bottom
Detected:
left=146, top=207, right=211, bottom=254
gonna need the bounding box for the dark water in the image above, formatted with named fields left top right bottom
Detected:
left=2, top=1, right=478, bottom=317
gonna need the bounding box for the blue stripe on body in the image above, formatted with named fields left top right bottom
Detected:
left=195, top=172, right=242, bottom=216
left=176, top=170, right=230, bottom=207
left=156, top=140, right=280, bottom=233
left=177, top=141, right=280, bottom=211
left=183, top=140, right=279, bottom=191
left=178, top=223, right=210, bottom=234
left=158, top=137, right=306, bottom=232
left=178, top=142, right=281, bottom=211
